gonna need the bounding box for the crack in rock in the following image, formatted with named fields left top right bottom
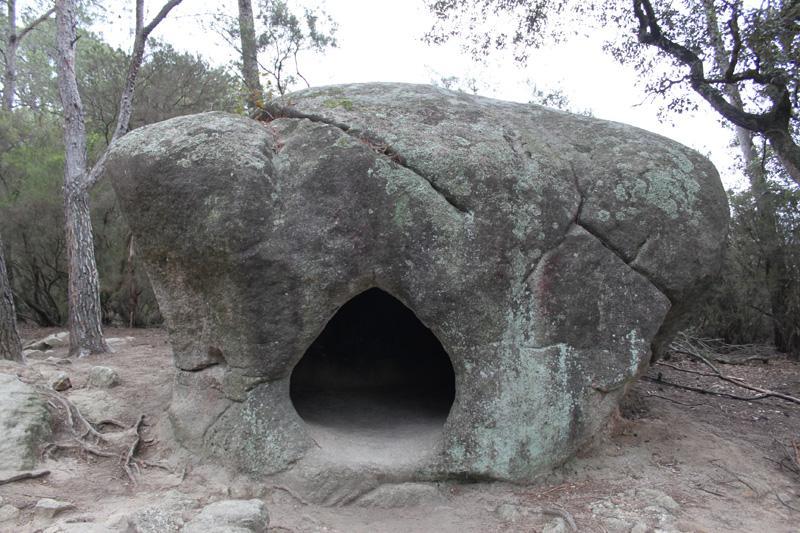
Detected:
left=254, top=103, right=471, bottom=215
left=524, top=163, right=671, bottom=304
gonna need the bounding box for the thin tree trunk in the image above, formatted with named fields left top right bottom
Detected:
left=55, top=0, right=183, bottom=356
left=3, top=0, right=18, bottom=111
left=703, top=1, right=795, bottom=356
left=3, top=0, right=55, bottom=111
left=0, top=232, right=22, bottom=361
left=237, top=0, right=264, bottom=110
left=56, top=0, right=108, bottom=356
left=126, top=234, right=137, bottom=328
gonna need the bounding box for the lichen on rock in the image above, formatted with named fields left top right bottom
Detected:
left=103, top=83, right=728, bottom=484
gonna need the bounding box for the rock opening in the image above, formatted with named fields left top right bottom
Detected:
left=290, top=288, right=455, bottom=463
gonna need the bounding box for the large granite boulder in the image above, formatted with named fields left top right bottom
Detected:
left=103, top=83, right=727, bottom=483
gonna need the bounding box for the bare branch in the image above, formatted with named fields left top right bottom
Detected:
left=142, top=0, right=184, bottom=39
left=85, top=0, right=184, bottom=189
left=633, top=0, right=800, bottom=187
left=724, top=5, right=742, bottom=82
left=16, top=6, right=54, bottom=42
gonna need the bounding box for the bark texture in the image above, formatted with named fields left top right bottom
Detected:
left=55, top=0, right=183, bottom=356
left=56, top=0, right=108, bottom=356
left=3, top=0, right=18, bottom=111
left=237, top=0, right=264, bottom=110
left=0, top=233, right=22, bottom=362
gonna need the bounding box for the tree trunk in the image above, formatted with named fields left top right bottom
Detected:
left=3, top=1, right=54, bottom=111
left=56, top=0, right=109, bottom=356
left=55, top=0, right=183, bottom=356
left=3, top=0, right=18, bottom=110
left=703, top=1, right=796, bottom=356
left=237, top=0, right=264, bottom=110
left=126, top=234, right=137, bottom=328
left=0, top=233, right=22, bottom=361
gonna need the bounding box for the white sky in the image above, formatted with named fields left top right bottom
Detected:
left=94, top=0, right=743, bottom=190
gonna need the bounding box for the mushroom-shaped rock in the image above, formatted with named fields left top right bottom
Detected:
left=103, top=83, right=728, bottom=483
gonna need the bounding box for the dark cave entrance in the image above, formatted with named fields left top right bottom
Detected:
left=290, top=288, right=455, bottom=463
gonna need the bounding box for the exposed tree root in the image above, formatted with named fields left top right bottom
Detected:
left=38, top=386, right=153, bottom=485
left=539, top=507, right=578, bottom=531
left=0, top=469, right=50, bottom=486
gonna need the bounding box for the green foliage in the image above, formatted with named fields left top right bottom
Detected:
left=1, top=34, right=240, bottom=328
left=695, top=185, right=800, bottom=351
left=255, top=0, right=337, bottom=95
left=0, top=111, right=67, bottom=326
left=219, top=0, right=337, bottom=98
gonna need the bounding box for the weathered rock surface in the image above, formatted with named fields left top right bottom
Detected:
left=182, top=499, right=269, bottom=533
left=67, top=389, right=126, bottom=424
left=24, top=331, right=69, bottom=351
left=49, top=372, right=71, bottom=391
left=87, top=365, right=120, bottom=388
left=127, top=491, right=196, bottom=533
left=103, top=83, right=728, bottom=482
left=0, top=504, right=20, bottom=522
left=0, top=373, right=51, bottom=470
left=34, top=498, right=75, bottom=519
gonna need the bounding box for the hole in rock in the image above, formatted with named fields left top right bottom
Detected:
left=290, top=288, right=455, bottom=465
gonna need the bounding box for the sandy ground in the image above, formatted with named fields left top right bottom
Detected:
left=1, top=326, right=799, bottom=532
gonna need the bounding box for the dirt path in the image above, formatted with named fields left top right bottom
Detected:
left=1, top=327, right=798, bottom=532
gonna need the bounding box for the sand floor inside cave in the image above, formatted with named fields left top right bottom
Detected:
left=1, top=325, right=799, bottom=532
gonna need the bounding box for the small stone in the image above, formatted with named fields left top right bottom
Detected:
left=630, top=522, right=649, bottom=533
left=68, top=389, right=125, bottom=424
left=494, top=503, right=524, bottom=522
left=44, top=356, right=72, bottom=366
left=50, top=372, right=72, bottom=391
left=635, top=488, right=680, bottom=512
left=87, top=366, right=120, bottom=388
left=182, top=499, right=269, bottom=533
left=543, top=517, right=567, bottom=533
left=605, top=517, right=633, bottom=533
left=34, top=498, right=75, bottom=518
left=104, top=512, right=130, bottom=530
left=24, top=332, right=69, bottom=351
left=22, top=349, right=40, bottom=359
left=0, top=504, right=20, bottom=522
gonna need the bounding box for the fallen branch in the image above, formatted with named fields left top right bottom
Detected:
left=662, top=348, right=800, bottom=405
left=645, top=392, right=702, bottom=407
left=670, top=333, right=778, bottom=365
left=643, top=375, right=771, bottom=402
left=0, top=469, right=50, bottom=486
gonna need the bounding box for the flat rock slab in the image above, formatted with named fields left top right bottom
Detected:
left=182, top=499, right=269, bottom=533
left=0, top=373, right=51, bottom=471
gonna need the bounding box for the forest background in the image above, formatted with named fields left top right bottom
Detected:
left=0, top=0, right=797, bottom=358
